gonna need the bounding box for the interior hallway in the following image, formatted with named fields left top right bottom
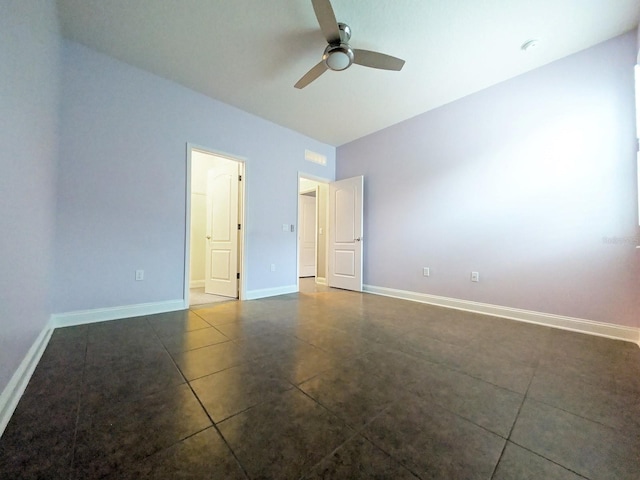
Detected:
left=1, top=287, right=638, bottom=479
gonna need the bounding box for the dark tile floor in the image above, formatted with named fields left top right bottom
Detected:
left=1, top=287, right=639, bottom=479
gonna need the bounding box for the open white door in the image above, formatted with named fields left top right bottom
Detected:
left=328, top=176, right=363, bottom=291
left=205, top=161, right=239, bottom=298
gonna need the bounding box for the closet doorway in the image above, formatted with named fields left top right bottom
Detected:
left=186, top=146, right=245, bottom=306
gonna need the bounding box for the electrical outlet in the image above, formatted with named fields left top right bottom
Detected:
left=471, top=271, right=479, bottom=282
left=282, top=224, right=289, bottom=232
left=135, top=269, right=144, bottom=281
left=290, top=224, right=295, bottom=233
left=423, top=267, right=430, bottom=277
left=270, top=264, right=276, bottom=272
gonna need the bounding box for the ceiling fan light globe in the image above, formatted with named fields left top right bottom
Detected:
left=323, top=44, right=354, bottom=71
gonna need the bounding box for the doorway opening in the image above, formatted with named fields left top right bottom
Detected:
left=297, top=175, right=329, bottom=292
left=185, top=145, right=245, bottom=307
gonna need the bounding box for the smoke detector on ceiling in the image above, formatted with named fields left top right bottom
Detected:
left=521, top=39, right=540, bottom=52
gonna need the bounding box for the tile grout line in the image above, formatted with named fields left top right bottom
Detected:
left=82, top=313, right=245, bottom=476
left=67, top=326, right=90, bottom=480
left=495, top=337, right=612, bottom=480
left=73, top=319, right=189, bottom=477
left=506, top=441, right=593, bottom=480
left=291, top=378, right=428, bottom=479
left=290, top=387, right=412, bottom=480
left=148, top=313, right=252, bottom=480
left=489, top=350, right=540, bottom=480
left=381, top=329, right=541, bottom=398
left=521, top=395, right=635, bottom=432
left=182, top=375, right=252, bottom=479
left=486, top=336, right=599, bottom=480
left=339, top=396, right=426, bottom=480
left=344, top=346, right=527, bottom=443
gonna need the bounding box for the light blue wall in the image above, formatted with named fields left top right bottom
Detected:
left=0, top=0, right=61, bottom=392
left=54, top=41, right=335, bottom=313
left=338, top=31, right=639, bottom=328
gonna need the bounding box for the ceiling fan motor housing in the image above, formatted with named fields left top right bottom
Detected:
left=337, top=23, right=351, bottom=42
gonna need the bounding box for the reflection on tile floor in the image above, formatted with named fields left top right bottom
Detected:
left=1, top=288, right=639, bottom=479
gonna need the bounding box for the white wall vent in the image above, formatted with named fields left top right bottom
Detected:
left=305, top=149, right=327, bottom=166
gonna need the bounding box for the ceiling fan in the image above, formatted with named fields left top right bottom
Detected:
left=295, top=0, right=406, bottom=89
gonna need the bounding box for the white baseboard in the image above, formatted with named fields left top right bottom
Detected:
left=364, top=285, right=640, bottom=346
left=316, top=277, right=327, bottom=285
left=189, top=280, right=205, bottom=289
left=245, top=285, right=298, bottom=300
left=0, top=326, right=53, bottom=438
left=50, top=299, right=186, bottom=328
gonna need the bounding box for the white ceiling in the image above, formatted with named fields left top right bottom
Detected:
left=56, top=0, right=639, bottom=146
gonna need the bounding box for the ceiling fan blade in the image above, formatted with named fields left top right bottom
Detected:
left=311, top=0, right=341, bottom=44
left=353, top=49, right=405, bottom=71
left=295, top=61, right=328, bottom=89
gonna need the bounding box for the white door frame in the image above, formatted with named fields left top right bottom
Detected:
left=185, top=143, right=247, bottom=307
left=297, top=173, right=330, bottom=291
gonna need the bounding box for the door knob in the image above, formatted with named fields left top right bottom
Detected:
left=355, top=237, right=361, bottom=242
left=206, top=235, right=211, bottom=240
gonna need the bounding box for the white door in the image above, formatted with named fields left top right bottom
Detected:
left=205, top=161, right=239, bottom=297
left=299, top=193, right=317, bottom=277
left=328, top=176, right=363, bottom=291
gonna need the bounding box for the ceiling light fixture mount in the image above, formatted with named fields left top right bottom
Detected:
left=521, top=39, right=540, bottom=52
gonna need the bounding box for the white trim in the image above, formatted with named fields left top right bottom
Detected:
left=189, top=280, right=205, bottom=289
left=50, top=300, right=185, bottom=329
left=0, top=326, right=53, bottom=437
left=314, top=185, right=319, bottom=279
left=238, top=160, right=247, bottom=301
left=185, top=144, right=193, bottom=308
left=245, top=285, right=298, bottom=300
left=364, top=285, right=640, bottom=345
left=316, top=277, right=327, bottom=285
